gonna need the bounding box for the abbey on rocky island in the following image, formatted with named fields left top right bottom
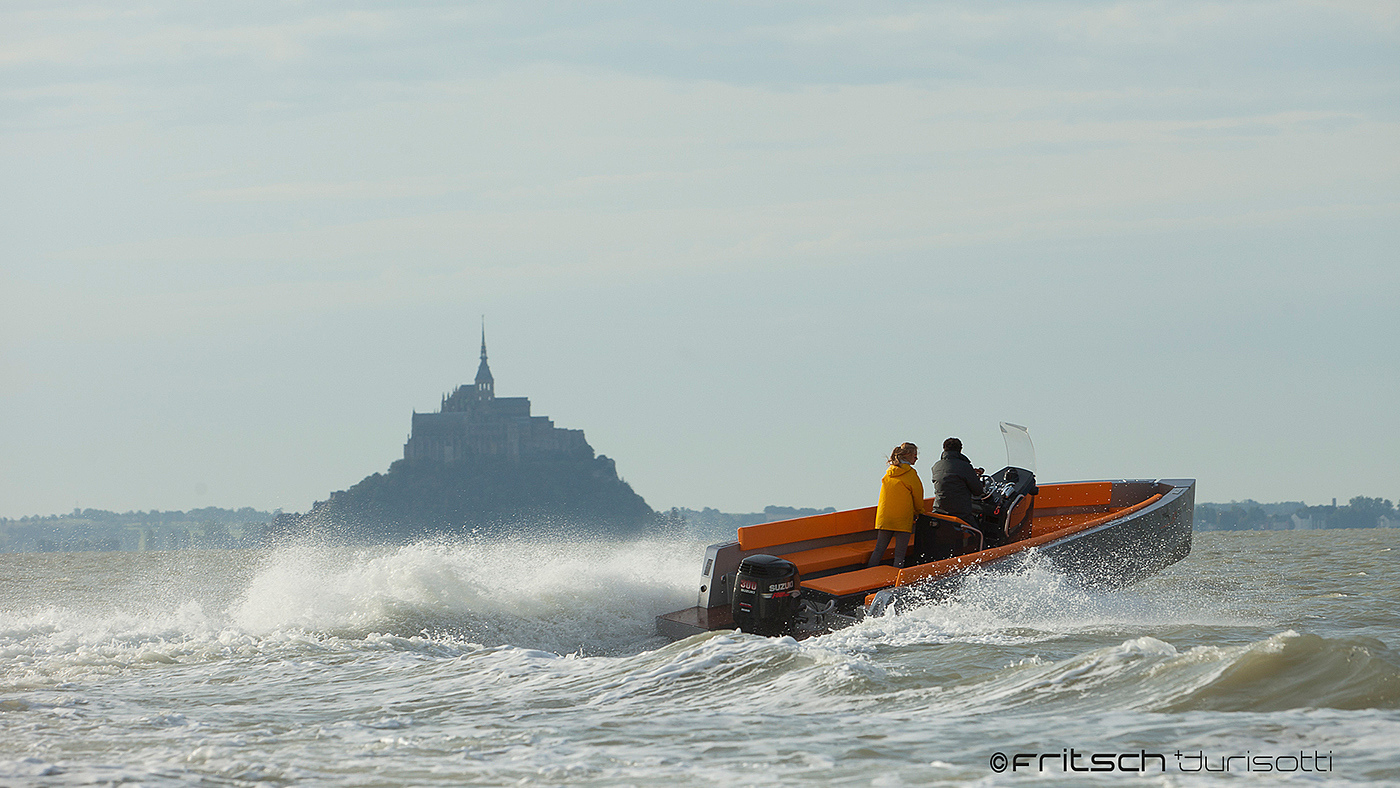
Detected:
left=281, top=326, right=654, bottom=541
left=403, top=331, right=591, bottom=465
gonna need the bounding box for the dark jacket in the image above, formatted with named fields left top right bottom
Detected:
left=931, top=450, right=984, bottom=523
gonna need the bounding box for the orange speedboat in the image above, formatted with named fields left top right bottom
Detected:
left=657, top=424, right=1195, bottom=640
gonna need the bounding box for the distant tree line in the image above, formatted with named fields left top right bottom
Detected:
left=0, top=507, right=273, bottom=553
left=1194, top=497, right=1398, bottom=531
left=657, top=505, right=840, bottom=541
left=0, top=502, right=838, bottom=553
left=4, top=495, right=1394, bottom=553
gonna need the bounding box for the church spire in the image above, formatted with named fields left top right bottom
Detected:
left=474, top=317, right=494, bottom=399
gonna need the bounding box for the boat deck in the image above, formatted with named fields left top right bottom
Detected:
left=658, top=477, right=1195, bottom=640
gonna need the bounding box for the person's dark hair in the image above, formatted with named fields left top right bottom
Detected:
left=943, top=437, right=962, bottom=453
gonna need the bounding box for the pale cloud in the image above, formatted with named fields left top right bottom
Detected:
left=0, top=32, right=100, bottom=66
left=1, top=6, right=393, bottom=67
left=23, top=65, right=1395, bottom=308
left=194, top=176, right=464, bottom=203
left=120, top=12, right=394, bottom=63
left=1, top=1, right=1396, bottom=516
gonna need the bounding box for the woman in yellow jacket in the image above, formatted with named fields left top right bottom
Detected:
left=868, top=442, right=929, bottom=568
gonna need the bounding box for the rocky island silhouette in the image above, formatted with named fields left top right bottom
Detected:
left=272, top=329, right=654, bottom=542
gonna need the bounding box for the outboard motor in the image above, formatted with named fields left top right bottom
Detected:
left=732, top=555, right=801, bottom=636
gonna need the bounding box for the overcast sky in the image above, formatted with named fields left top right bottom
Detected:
left=3, top=1, right=1397, bottom=519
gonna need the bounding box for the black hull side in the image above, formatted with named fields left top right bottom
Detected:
left=850, top=480, right=1196, bottom=616
left=656, top=478, right=1196, bottom=639
left=1035, top=478, right=1195, bottom=588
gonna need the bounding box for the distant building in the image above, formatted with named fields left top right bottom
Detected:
left=403, top=330, right=590, bottom=464
left=277, top=326, right=655, bottom=540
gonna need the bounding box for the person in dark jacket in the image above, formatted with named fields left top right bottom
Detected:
left=930, top=437, right=985, bottom=528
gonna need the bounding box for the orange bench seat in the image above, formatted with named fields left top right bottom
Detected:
left=737, top=499, right=935, bottom=551
left=801, top=566, right=899, bottom=599
left=779, top=539, right=897, bottom=575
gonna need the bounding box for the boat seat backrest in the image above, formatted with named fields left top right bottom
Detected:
left=1035, top=482, right=1113, bottom=510
left=737, top=507, right=874, bottom=550
left=736, top=498, right=937, bottom=551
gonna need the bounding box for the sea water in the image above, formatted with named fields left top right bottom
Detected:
left=1, top=530, right=1397, bottom=786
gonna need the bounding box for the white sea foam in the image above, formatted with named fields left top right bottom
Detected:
left=231, top=536, right=704, bottom=653
left=818, top=552, right=1254, bottom=656
left=0, top=530, right=1396, bottom=786
left=0, top=536, right=711, bottom=689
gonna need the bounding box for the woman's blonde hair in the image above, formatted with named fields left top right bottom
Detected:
left=888, top=442, right=918, bottom=465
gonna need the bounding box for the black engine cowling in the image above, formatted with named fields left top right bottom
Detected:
left=972, top=466, right=1039, bottom=545
left=731, top=555, right=801, bottom=636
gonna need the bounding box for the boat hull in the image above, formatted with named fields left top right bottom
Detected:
left=657, top=477, right=1195, bottom=640
left=1034, top=479, right=1194, bottom=587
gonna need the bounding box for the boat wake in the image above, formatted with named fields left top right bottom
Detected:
left=231, top=536, right=702, bottom=653
left=0, top=536, right=706, bottom=690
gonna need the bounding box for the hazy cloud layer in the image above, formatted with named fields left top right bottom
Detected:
left=2, top=1, right=1397, bottom=516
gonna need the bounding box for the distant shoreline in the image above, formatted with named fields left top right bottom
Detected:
left=1193, top=498, right=1398, bottom=532
left=1, top=497, right=1395, bottom=553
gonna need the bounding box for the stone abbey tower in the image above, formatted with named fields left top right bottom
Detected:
left=281, top=327, right=655, bottom=540
left=402, top=330, right=591, bottom=465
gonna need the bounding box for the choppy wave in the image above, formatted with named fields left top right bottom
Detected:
left=899, top=630, right=1400, bottom=716
left=0, top=537, right=707, bottom=690
left=825, top=552, right=1258, bottom=650
left=1163, top=631, right=1400, bottom=712
left=2, top=536, right=1398, bottom=719
left=230, top=536, right=700, bottom=652
left=2, top=531, right=1399, bottom=785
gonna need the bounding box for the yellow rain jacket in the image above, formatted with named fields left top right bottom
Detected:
left=875, top=463, right=928, bottom=533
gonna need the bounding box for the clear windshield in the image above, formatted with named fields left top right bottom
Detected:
left=1000, top=422, right=1036, bottom=473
